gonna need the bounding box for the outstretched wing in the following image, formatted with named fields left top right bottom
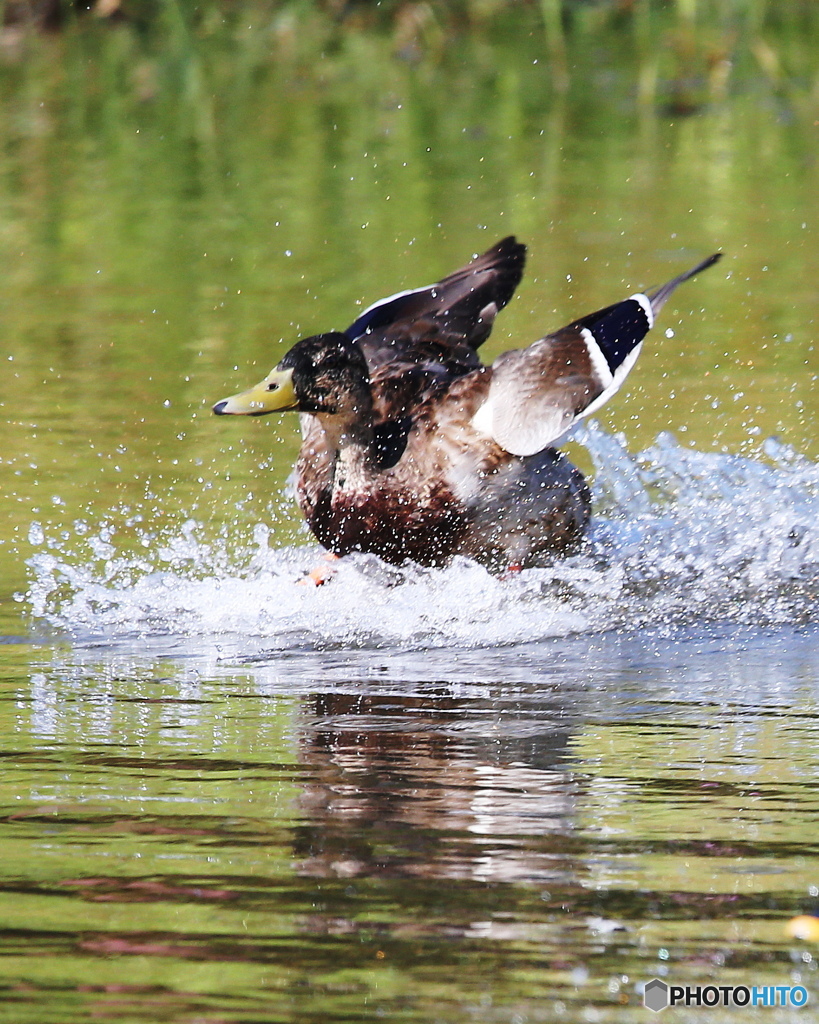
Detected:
left=472, top=253, right=721, bottom=457
left=346, top=236, right=526, bottom=376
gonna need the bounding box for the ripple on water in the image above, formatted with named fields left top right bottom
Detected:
left=24, top=426, right=819, bottom=651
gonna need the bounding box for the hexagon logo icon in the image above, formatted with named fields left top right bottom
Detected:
left=644, top=979, right=669, bottom=1012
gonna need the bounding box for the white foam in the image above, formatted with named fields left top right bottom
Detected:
left=25, top=426, right=819, bottom=651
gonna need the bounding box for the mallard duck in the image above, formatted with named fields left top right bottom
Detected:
left=214, top=239, right=720, bottom=572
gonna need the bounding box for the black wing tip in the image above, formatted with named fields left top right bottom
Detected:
left=659, top=250, right=724, bottom=288
left=483, top=234, right=527, bottom=263
left=647, top=250, right=724, bottom=310
left=693, top=251, right=723, bottom=275
left=468, top=235, right=527, bottom=314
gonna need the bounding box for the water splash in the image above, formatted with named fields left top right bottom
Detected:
left=25, top=426, right=819, bottom=651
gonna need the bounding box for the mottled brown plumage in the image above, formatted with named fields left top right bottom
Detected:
left=214, top=239, right=719, bottom=571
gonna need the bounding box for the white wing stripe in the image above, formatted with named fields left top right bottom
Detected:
left=630, top=292, right=654, bottom=329
left=580, top=342, right=643, bottom=419
left=580, top=327, right=615, bottom=389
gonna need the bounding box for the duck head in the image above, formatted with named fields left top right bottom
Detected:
left=213, top=332, right=372, bottom=419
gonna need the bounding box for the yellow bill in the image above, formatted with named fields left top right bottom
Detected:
left=213, top=367, right=297, bottom=416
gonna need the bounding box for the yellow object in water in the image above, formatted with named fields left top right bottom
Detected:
left=785, top=915, right=819, bottom=941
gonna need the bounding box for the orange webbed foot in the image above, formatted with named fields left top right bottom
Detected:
left=296, top=553, right=340, bottom=587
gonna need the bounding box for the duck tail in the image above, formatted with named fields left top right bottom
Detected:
left=648, top=252, right=722, bottom=316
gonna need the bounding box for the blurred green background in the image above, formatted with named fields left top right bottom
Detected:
left=1, top=0, right=817, bottom=628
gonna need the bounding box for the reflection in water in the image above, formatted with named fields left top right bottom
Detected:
left=0, top=628, right=818, bottom=1020
left=294, top=692, right=580, bottom=885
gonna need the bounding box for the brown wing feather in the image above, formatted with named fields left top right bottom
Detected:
left=357, top=236, right=526, bottom=375
left=474, top=330, right=602, bottom=457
